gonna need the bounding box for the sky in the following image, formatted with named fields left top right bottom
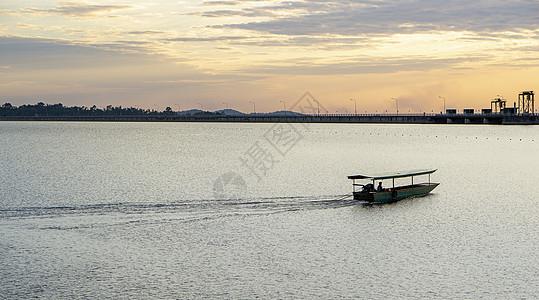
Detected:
left=1, top=0, right=538, bottom=113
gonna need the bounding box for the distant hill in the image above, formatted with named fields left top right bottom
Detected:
left=214, top=109, right=246, bottom=116
left=264, top=110, right=304, bottom=116
left=176, top=109, right=204, bottom=116
left=176, top=109, right=225, bottom=116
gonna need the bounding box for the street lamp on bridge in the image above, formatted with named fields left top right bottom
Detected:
left=391, top=98, right=398, bottom=115
left=438, top=96, right=445, bottom=113
left=350, top=99, right=357, bottom=115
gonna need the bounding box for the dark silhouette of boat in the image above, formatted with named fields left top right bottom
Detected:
left=348, top=169, right=439, bottom=203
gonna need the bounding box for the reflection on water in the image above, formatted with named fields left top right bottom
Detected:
left=0, top=122, right=537, bottom=299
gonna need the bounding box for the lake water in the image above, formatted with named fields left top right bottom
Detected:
left=0, top=121, right=537, bottom=299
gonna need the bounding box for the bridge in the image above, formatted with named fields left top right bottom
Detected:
left=1, top=113, right=537, bottom=124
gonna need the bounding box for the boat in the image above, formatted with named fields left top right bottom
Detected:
left=348, top=169, right=439, bottom=203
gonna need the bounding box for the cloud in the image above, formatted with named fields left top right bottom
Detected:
left=195, top=9, right=266, bottom=18
left=229, top=36, right=372, bottom=49
left=126, top=31, right=166, bottom=35
left=194, top=1, right=308, bottom=18
left=165, top=36, right=248, bottom=42
left=200, top=0, right=268, bottom=6
left=0, top=36, right=265, bottom=106
left=22, top=1, right=132, bottom=17
left=200, top=1, right=243, bottom=6
left=205, top=0, right=539, bottom=36
left=0, top=36, right=138, bottom=70
left=2, top=1, right=537, bottom=110
left=240, top=56, right=490, bottom=75
left=0, top=9, right=16, bottom=15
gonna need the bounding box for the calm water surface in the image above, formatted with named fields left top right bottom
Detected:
left=0, top=121, right=537, bottom=299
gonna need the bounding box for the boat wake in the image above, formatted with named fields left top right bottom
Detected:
left=0, top=194, right=357, bottom=228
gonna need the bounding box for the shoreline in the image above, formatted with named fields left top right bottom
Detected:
left=1, top=114, right=538, bottom=125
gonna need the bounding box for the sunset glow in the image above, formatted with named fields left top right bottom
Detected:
left=1, top=0, right=538, bottom=112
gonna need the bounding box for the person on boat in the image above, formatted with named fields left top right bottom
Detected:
left=377, top=182, right=383, bottom=192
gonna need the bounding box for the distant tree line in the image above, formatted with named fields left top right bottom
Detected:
left=0, top=102, right=215, bottom=116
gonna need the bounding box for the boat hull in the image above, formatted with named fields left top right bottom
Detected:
left=353, top=183, right=439, bottom=203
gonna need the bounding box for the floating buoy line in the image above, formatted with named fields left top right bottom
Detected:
left=268, top=128, right=536, bottom=142
left=174, top=125, right=536, bottom=142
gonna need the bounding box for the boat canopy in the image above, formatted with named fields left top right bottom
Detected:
left=348, top=169, right=437, bottom=180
